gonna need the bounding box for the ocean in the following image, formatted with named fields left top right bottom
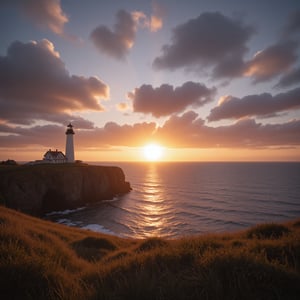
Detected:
left=46, top=162, right=300, bottom=238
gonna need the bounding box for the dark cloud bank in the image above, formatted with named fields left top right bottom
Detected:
left=155, top=112, right=300, bottom=148
left=1, top=112, right=299, bottom=150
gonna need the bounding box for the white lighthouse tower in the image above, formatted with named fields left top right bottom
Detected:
left=65, top=123, right=75, bottom=163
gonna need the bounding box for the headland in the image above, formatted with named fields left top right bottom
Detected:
left=0, top=163, right=131, bottom=216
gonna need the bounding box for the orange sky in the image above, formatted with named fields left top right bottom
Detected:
left=0, top=1, right=300, bottom=162
left=1, top=143, right=299, bottom=162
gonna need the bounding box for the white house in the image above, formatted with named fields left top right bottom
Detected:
left=43, top=149, right=67, bottom=164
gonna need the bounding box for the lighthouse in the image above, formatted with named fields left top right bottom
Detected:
left=65, top=123, right=75, bottom=163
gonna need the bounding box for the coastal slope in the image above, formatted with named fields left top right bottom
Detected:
left=0, top=206, right=299, bottom=300
left=0, top=164, right=131, bottom=215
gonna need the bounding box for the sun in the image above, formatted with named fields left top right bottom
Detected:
left=143, top=144, right=164, bottom=161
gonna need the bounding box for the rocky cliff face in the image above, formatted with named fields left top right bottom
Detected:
left=0, top=164, right=131, bottom=215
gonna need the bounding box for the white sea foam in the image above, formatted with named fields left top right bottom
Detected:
left=81, top=224, right=117, bottom=236
left=56, top=218, right=83, bottom=227
left=46, top=207, right=86, bottom=216
left=102, top=196, right=119, bottom=203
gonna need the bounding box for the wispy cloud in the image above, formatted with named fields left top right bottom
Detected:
left=149, top=1, right=165, bottom=32
left=116, top=102, right=130, bottom=111
left=20, top=0, right=68, bottom=35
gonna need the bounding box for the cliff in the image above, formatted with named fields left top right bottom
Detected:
left=0, top=164, right=131, bottom=215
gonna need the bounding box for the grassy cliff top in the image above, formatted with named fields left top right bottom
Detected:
left=0, top=206, right=299, bottom=299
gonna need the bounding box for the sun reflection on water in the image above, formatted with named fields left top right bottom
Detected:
left=140, top=163, right=167, bottom=237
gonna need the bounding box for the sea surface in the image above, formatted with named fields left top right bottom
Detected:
left=46, top=162, right=300, bottom=238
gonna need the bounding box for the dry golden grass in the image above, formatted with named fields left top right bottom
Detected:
left=0, top=206, right=299, bottom=299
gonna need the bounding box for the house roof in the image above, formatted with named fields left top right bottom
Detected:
left=44, top=149, right=66, bottom=158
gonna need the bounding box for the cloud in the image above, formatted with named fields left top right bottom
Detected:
left=90, top=7, right=164, bottom=60
left=276, top=66, right=300, bottom=88
left=156, top=111, right=300, bottom=148
left=116, top=102, right=130, bottom=111
left=20, top=0, right=68, bottom=35
left=149, top=2, right=165, bottom=32
left=90, top=9, right=139, bottom=60
left=154, top=111, right=204, bottom=147
left=152, top=11, right=299, bottom=84
left=131, top=3, right=165, bottom=32
left=207, top=87, right=300, bottom=121
left=128, top=81, right=216, bottom=117
left=153, top=11, right=254, bottom=77
left=2, top=113, right=299, bottom=151
left=0, top=39, right=109, bottom=126
left=0, top=121, right=158, bottom=149
left=244, top=40, right=298, bottom=83
left=98, top=122, right=157, bottom=146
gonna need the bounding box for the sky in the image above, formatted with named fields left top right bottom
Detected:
left=0, top=0, right=300, bottom=162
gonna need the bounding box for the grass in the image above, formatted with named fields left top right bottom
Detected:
left=0, top=206, right=299, bottom=299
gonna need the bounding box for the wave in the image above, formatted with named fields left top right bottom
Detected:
left=81, top=224, right=117, bottom=236
left=45, top=207, right=86, bottom=216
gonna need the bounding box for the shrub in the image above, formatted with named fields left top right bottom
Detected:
left=72, top=236, right=117, bottom=261
left=136, top=237, right=169, bottom=252
left=246, top=223, right=290, bottom=239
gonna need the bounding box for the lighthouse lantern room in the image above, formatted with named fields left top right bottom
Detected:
left=65, top=123, right=75, bottom=163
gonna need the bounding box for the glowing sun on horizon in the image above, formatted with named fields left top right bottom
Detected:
left=143, top=144, right=164, bottom=161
